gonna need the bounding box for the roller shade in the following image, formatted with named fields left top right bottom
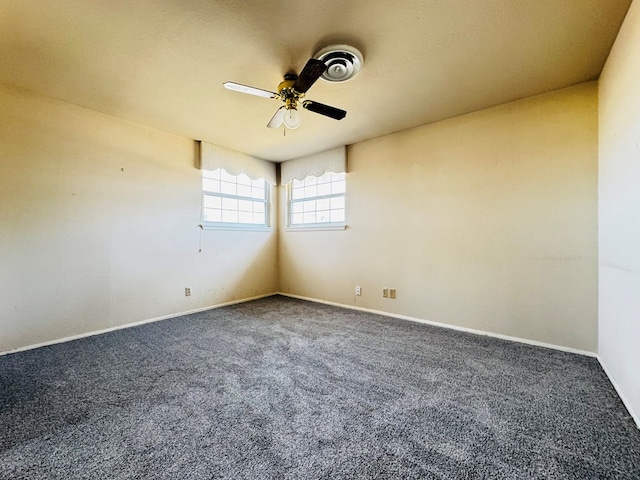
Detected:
left=200, top=141, right=276, bottom=185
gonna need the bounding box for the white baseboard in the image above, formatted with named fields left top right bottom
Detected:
left=597, top=355, right=640, bottom=429
left=278, top=292, right=597, bottom=357
left=0, top=293, right=276, bottom=357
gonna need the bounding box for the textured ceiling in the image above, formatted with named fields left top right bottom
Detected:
left=0, top=0, right=632, bottom=161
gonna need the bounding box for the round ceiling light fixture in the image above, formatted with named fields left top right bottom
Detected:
left=314, top=44, right=363, bottom=83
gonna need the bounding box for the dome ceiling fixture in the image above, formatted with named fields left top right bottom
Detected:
left=314, top=45, right=364, bottom=83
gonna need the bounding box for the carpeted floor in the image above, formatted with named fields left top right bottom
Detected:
left=1, top=295, right=639, bottom=479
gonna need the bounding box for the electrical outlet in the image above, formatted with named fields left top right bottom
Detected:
left=382, top=288, right=388, bottom=298
left=389, top=288, right=396, bottom=299
left=185, top=287, right=191, bottom=296
left=355, top=286, right=362, bottom=296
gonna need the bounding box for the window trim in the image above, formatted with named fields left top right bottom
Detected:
left=201, top=223, right=273, bottom=232
left=285, top=224, right=346, bottom=232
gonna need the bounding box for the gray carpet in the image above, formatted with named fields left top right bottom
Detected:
left=1, top=295, right=639, bottom=479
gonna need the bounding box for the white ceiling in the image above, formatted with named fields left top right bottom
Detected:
left=0, top=0, right=631, bottom=161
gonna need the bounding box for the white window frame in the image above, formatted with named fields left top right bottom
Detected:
left=286, top=171, right=346, bottom=231
left=201, top=169, right=271, bottom=231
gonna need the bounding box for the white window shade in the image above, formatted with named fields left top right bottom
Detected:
left=281, top=146, right=346, bottom=183
left=200, top=141, right=276, bottom=185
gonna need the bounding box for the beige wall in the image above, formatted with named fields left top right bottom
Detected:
left=0, top=79, right=601, bottom=356
left=280, top=82, right=598, bottom=352
left=0, top=85, right=278, bottom=353
left=598, top=0, right=640, bottom=424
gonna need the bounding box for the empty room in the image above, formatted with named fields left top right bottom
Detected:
left=1, top=1, right=639, bottom=478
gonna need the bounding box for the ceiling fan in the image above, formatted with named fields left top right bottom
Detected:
left=223, top=58, right=347, bottom=130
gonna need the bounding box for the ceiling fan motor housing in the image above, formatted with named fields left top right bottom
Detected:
left=314, top=45, right=363, bottom=82
left=278, top=75, right=297, bottom=94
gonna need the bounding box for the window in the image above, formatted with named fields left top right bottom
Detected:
left=202, top=168, right=269, bottom=228
left=287, top=171, right=346, bottom=227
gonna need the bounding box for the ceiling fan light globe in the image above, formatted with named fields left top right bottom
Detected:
left=283, top=108, right=301, bottom=129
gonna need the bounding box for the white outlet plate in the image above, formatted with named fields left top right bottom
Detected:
left=382, top=288, right=388, bottom=298
left=185, top=287, right=191, bottom=296
left=389, top=288, right=396, bottom=299
left=355, top=286, right=362, bottom=296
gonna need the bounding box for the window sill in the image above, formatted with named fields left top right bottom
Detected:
left=201, top=223, right=273, bottom=232
left=284, top=224, right=346, bottom=232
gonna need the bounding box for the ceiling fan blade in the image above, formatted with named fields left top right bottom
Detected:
left=267, top=106, right=286, bottom=128
left=223, top=82, right=277, bottom=99
left=302, top=100, right=347, bottom=120
left=292, top=59, right=327, bottom=94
